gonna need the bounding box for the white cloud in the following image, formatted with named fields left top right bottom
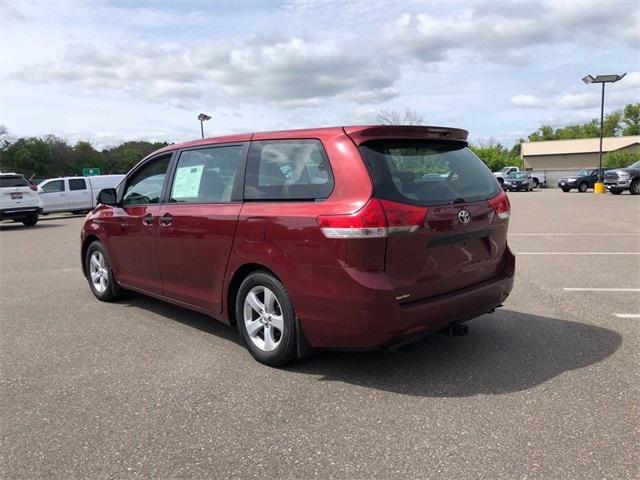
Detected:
left=511, top=94, right=545, bottom=108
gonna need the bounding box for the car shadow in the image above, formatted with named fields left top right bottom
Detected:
left=286, top=310, right=621, bottom=397
left=0, top=222, right=65, bottom=230
left=119, top=294, right=243, bottom=346
left=115, top=296, right=622, bottom=398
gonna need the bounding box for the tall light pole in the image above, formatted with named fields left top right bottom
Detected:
left=197, top=113, right=211, bottom=139
left=581, top=73, right=626, bottom=194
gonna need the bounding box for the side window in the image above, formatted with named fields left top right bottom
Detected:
left=170, top=145, right=243, bottom=203
left=41, top=180, right=65, bottom=193
left=244, top=139, right=334, bottom=200
left=123, top=155, right=171, bottom=206
left=69, top=179, right=87, bottom=191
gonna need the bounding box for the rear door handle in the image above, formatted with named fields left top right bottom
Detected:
left=142, top=213, right=155, bottom=225
left=159, top=213, right=173, bottom=226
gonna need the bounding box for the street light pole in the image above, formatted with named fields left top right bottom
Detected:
left=197, top=113, right=212, bottom=139
left=598, top=81, right=605, bottom=184
left=582, top=73, right=626, bottom=194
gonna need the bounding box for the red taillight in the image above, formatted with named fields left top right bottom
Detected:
left=318, top=198, right=427, bottom=238
left=29, top=185, right=38, bottom=191
left=488, top=190, right=510, bottom=220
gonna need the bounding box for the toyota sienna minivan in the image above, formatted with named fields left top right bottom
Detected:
left=81, top=126, right=515, bottom=365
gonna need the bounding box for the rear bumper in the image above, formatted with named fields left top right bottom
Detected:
left=297, top=247, right=515, bottom=349
left=0, top=206, right=42, bottom=220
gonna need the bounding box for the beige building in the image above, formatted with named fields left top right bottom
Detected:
left=521, top=136, right=640, bottom=170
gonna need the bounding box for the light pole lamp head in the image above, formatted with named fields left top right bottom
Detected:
left=582, top=73, right=626, bottom=84
left=198, top=113, right=212, bottom=122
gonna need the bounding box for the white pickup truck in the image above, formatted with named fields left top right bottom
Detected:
left=493, top=166, right=546, bottom=189
left=38, top=175, right=125, bottom=214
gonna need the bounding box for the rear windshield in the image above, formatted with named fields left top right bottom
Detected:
left=0, top=176, right=30, bottom=187
left=359, top=141, right=501, bottom=206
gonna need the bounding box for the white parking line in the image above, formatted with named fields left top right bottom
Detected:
left=613, top=314, right=640, bottom=318
left=517, top=252, right=640, bottom=255
left=564, top=288, right=640, bottom=292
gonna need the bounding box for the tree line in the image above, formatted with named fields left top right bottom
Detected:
left=1, top=103, right=639, bottom=179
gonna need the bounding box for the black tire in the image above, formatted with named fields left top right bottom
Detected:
left=630, top=179, right=640, bottom=195
left=531, top=178, right=539, bottom=189
left=578, top=181, right=588, bottom=193
left=21, top=214, right=38, bottom=226
left=236, top=271, right=297, bottom=366
left=84, top=241, right=122, bottom=301
left=561, top=187, right=571, bottom=193
left=609, top=188, right=623, bottom=195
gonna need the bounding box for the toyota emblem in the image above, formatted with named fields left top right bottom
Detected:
left=458, top=209, right=471, bottom=224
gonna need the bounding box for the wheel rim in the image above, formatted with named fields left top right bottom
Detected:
left=243, top=286, right=284, bottom=352
left=89, top=251, right=109, bottom=293
left=632, top=182, right=640, bottom=194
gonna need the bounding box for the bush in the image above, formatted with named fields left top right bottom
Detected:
left=604, top=149, right=640, bottom=168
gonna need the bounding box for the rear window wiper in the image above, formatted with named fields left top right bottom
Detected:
left=448, top=197, right=466, bottom=204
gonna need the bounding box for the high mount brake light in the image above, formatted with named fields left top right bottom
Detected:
left=318, top=199, right=427, bottom=239
left=488, top=190, right=510, bottom=220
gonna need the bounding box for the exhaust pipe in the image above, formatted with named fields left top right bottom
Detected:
left=448, top=323, right=468, bottom=338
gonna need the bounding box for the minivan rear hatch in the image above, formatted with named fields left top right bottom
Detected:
left=354, top=133, right=509, bottom=305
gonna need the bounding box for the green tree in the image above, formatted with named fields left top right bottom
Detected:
left=621, top=103, right=640, bottom=135
left=604, top=149, right=640, bottom=168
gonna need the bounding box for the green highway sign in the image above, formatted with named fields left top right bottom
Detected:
left=83, top=168, right=101, bottom=176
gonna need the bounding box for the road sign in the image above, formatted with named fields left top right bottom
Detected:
left=83, top=168, right=101, bottom=176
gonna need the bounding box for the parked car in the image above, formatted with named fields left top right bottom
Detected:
left=0, top=172, right=43, bottom=226
left=38, top=175, right=125, bottom=213
left=558, top=168, right=604, bottom=192
left=503, top=172, right=533, bottom=191
left=604, top=160, right=640, bottom=195
left=493, top=166, right=546, bottom=189
left=81, top=126, right=515, bottom=366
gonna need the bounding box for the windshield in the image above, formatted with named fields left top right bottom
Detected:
left=499, top=167, right=511, bottom=173
left=628, top=160, right=640, bottom=169
left=576, top=169, right=593, bottom=176
left=359, top=141, right=501, bottom=206
left=507, top=172, right=528, bottom=179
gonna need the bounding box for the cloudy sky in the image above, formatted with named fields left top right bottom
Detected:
left=1, top=0, right=638, bottom=148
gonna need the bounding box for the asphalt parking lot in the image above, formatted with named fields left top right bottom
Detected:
left=1, top=189, right=638, bottom=479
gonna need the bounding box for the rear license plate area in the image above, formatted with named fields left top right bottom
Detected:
left=10, top=193, right=22, bottom=199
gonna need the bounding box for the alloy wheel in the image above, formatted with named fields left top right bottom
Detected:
left=89, top=251, right=109, bottom=293
left=243, top=286, right=284, bottom=352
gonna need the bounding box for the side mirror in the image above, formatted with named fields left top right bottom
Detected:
left=97, top=188, right=118, bottom=206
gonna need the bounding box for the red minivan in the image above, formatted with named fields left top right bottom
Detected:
left=81, top=125, right=514, bottom=365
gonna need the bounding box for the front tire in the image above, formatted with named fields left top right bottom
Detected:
left=609, top=188, right=623, bottom=195
left=85, top=241, right=122, bottom=301
left=578, top=181, right=588, bottom=193
left=532, top=178, right=539, bottom=189
left=236, top=271, right=297, bottom=366
left=561, top=187, right=571, bottom=192
left=630, top=179, right=640, bottom=195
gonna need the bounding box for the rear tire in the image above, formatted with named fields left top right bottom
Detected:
left=630, top=179, right=640, bottom=195
left=609, top=188, right=623, bottom=195
left=532, top=179, right=539, bottom=189
left=85, top=241, right=122, bottom=301
left=236, top=271, right=297, bottom=366
left=21, top=214, right=38, bottom=226
left=578, top=181, right=588, bottom=193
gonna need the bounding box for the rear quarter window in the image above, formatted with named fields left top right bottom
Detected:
left=359, top=141, right=501, bottom=206
left=244, top=139, right=334, bottom=201
left=0, top=176, right=30, bottom=187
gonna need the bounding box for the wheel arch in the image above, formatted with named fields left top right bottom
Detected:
left=81, top=234, right=102, bottom=276
left=226, top=263, right=281, bottom=326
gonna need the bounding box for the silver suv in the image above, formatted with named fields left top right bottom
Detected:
left=0, top=173, right=43, bottom=226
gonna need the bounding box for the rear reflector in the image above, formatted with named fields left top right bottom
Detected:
left=487, top=190, right=510, bottom=220
left=318, top=198, right=427, bottom=238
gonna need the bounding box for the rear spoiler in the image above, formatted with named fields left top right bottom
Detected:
left=343, top=125, right=469, bottom=146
